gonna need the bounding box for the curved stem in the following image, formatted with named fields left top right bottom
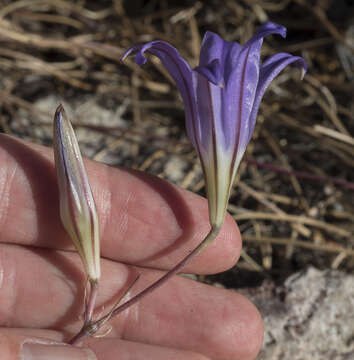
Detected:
left=244, top=157, right=354, bottom=191
left=69, top=225, right=221, bottom=345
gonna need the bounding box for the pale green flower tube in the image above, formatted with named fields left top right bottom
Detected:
left=53, top=104, right=100, bottom=283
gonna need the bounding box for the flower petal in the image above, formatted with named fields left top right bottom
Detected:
left=247, top=53, right=307, bottom=144
left=121, top=41, right=200, bottom=149
left=195, top=58, right=223, bottom=86
left=223, top=47, right=258, bottom=156
left=193, top=72, right=235, bottom=227
left=224, top=22, right=288, bottom=157
left=198, top=31, right=242, bottom=82
left=199, top=31, right=225, bottom=66
left=194, top=72, right=223, bottom=151
left=244, top=21, right=286, bottom=48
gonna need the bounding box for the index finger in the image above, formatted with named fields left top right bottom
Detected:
left=0, top=134, right=241, bottom=273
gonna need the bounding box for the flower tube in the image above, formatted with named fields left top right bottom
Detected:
left=53, top=105, right=100, bottom=321
left=122, top=22, right=306, bottom=230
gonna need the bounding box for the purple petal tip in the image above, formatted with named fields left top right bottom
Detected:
left=293, top=56, right=307, bottom=79
left=55, top=104, right=65, bottom=121
left=120, top=46, right=147, bottom=65
left=195, top=59, right=223, bottom=86
left=263, top=21, right=287, bottom=38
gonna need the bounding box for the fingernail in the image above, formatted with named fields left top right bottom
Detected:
left=22, top=343, right=97, bottom=360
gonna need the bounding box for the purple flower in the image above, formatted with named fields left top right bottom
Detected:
left=122, top=22, right=306, bottom=228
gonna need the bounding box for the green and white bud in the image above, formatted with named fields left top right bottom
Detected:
left=53, top=104, right=100, bottom=283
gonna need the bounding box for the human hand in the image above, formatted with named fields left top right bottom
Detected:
left=0, top=134, right=263, bottom=360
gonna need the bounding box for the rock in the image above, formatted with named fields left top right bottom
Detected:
left=164, top=155, right=187, bottom=184
left=15, top=95, right=131, bottom=165
left=241, top=267, right=354, bottom=360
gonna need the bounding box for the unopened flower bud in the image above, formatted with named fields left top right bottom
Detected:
left=53, top=104, right=100, bottom=282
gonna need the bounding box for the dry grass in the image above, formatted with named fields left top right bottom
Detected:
left=0, top=0, right=353, bottom=287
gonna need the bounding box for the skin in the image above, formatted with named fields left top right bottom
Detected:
left=0, top=134, right=263, bottom=360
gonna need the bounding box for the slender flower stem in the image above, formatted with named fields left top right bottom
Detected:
left=69, top=226, right=221, bottom=345
left=84, top=280, right=99, bottom=325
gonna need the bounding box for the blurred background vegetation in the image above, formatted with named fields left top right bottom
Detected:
left=0, top=0, right=353, bottom=288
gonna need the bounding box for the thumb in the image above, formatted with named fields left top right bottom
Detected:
left=0, top=328, right=96, bottom=360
